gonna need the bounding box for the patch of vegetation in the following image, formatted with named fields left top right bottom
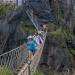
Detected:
left=0, top=66, right=12, bottom=75
left=69, top=48, right=75, bottom=55
left=0, top=3, right=16, bottom=16
left=58, top=16, right=75, bottom=40
left=33, top=69, right=43, bottom=75
left=56, top=16, right=75, bottom=55
left=48, top=15, right=75, bottom=55
left=50, top=27, right=62, bottom=36
left=20, top=21, right=37, bottom=33
left=63, top=29, right=75, bottom=40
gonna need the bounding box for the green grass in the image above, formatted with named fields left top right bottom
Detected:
left=0, top=66, right=12, bottom=75
left=33, top=70, right=43, bottom=75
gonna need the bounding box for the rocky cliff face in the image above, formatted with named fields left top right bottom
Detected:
left=40, top=23, right=72, bottom=73
left=39, top=0, right=75, bottom=72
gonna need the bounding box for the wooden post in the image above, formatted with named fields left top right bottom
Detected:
left=28, top=61, right=31, bottom=75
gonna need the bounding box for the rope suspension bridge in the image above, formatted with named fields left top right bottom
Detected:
left=0, top=0, right=49, bottom=75
left=0, top=32, right=47, bottom=75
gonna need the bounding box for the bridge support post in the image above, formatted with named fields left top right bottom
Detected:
left=28, top=61, right=31, bottom=75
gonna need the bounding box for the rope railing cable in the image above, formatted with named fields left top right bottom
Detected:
left=25, top=9, right=39, bottom=31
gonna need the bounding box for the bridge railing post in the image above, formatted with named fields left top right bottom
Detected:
left=28, top=60, right=31, bottom=75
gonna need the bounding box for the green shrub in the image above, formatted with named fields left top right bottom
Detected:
left=0, top=3, right=15, bottom=16
left=50, top=27, right=62, bottom=36
left=58, top=15, right=75, bottom=40
left=0, top=66, right=12, bottom=75
left=20, top=21, right=37, bottom=33
left=56, top=15, right=75, bottom=55
left=68, top=47, right=75, bottom=55
left=62, top=25, right=75, bottom=40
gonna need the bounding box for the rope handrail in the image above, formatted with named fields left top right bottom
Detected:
left=25, top=9, right=39, bottom=31
left=0, top=43, right=28, bottom=74
left=0, top=31, right=47, bottom=75
left=0, top=44, right=26, bottom=57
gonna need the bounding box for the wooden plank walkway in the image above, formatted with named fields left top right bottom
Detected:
left=17, top=31, right=47, bottom=75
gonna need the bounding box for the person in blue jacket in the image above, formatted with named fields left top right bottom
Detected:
left=27, top=35, right=37, bottom=58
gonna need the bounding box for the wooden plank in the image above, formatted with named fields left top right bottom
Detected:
left=17, top=63, right=29, bottom=75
